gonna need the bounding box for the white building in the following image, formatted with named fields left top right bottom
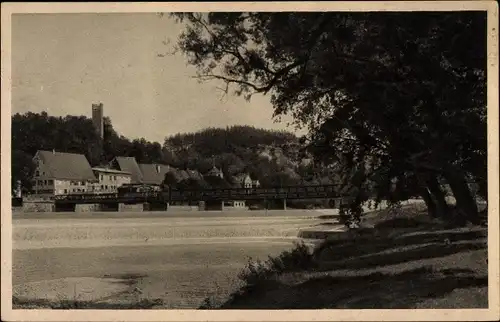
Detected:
left=91, top=167, right=132, bottom=194
left=31, top=150, right=98, bottom=196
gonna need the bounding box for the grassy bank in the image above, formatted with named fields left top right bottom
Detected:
left=202, top=204, right=488, bottom=309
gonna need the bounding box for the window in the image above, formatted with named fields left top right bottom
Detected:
left=64, top=189, right=68, bottom=194
left=48, top=179, right=53, bottom=185
left=100, top=175, right=103, bottom=181
left=35, top=170, right=40, bottom=176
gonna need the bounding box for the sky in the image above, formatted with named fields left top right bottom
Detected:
left=11, top=13, right=298, bottom=143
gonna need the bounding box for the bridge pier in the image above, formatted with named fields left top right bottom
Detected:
left=24, top=200, right=55, bottom=213
left=119, top=203, right=144, bottom=212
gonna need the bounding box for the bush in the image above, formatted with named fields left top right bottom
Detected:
left=237, top=242, right=314, bottom=286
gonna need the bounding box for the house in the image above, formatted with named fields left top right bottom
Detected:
left=205, top=166, right=224, bottom=179
left=138, top=163, right=170, bottom=185
left=232, top=173, right=261, bottom=189
left=31, top=150, right=98, bottom=196
left=226, top=200, right=248, bottom=209
left=109, top=156, right=172, bottom=186
left=108, top=156, right=144, bottom=184
left=91, top=167, right=132, bottom=194
left=186, top=169, right=203, bottom=181
left=225, top=173, right=261, bottom=210
left=233, top=173, right=253, bottom=188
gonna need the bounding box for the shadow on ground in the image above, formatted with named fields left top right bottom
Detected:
left=315, top=229, right=487, bottom=269
left=211, top=214, right=488, bottom=309
left=219, top=266, right=487, bottom=309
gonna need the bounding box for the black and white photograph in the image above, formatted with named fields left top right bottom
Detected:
left=1, top=2, right=499, bottom=321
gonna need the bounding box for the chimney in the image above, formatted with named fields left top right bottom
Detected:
left=52, top=149, right=55, bottom=155
left=92, top=103, right=104, bottom=140
left=156, top=164, right=161, bottom=174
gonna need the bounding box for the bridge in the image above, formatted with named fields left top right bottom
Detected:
left=53, top=184, right=352, bottom=206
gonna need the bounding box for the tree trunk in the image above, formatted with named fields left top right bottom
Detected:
left=426, top=176, right=450, bottom=220
left=443, top=166, right=480, bottom=225
left=477, top=180, right=488, bottom=202
left=419, top=187, right=438, bottom=218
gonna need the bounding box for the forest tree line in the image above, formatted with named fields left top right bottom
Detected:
left=12, top=112, right=335, bottom=195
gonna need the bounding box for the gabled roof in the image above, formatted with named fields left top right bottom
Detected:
left=233, top=173, right=251, bottom=184
left=164, top=168, right=184, bottom=183
left=138, top=163, right=170, bottom=185
left=110, top=156, right=143, bottom=184
left=206, top=166, right=223, bottom=177
left=186, top=169, right=203, bottom=181
left=177, top=169, right=190, bottom=181
left=35, top=150, right=97, bottom=181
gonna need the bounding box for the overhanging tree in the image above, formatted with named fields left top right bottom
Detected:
left=170, top=11, right=486, bottom=224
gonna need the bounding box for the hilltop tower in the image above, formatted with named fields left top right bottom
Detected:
left=92, top=103, right=104, bottom=140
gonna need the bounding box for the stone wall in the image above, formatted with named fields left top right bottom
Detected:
left=223, top=206, right=249, bottom=211
left=22, top=201, right=55, bottom=213
left=168, top=205, right=200, bottom=212
left=12, top=206, right=24, bottom=213
left=119, top=203, right=144, bottom=212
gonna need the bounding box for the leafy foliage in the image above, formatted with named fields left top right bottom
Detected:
left=11, top=150, right=36, bottom=195
left=170, top=11, right=487, bottom=224
left=237, top=242, right=314, bottom=286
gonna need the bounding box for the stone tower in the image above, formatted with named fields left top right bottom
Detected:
left=92, top=103, right=104, bottom=139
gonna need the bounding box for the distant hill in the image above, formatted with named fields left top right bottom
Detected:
left=162, top=125, right=319, bottom=187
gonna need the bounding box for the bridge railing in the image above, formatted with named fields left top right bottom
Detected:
left=54, top=193, right=118, bottom=201
left=54, top=184, right=347, bottom=203
left=166, top=184, right=344, bottom=201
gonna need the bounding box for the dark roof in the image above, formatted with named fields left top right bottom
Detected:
left=111, top=156, right=143, bottom=183
left=139, top=163, right=170, bottom=185
left=35, top=150, right=97, bottom=181
left=164, top=168, right=184, bottom=183
left=92, top=167, right=131, bottom=175
left=206, top=166, right=223, bottom=177
left=177, top=169, right=190, bottom=181
left=186, top=169, right=203, bottom=181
